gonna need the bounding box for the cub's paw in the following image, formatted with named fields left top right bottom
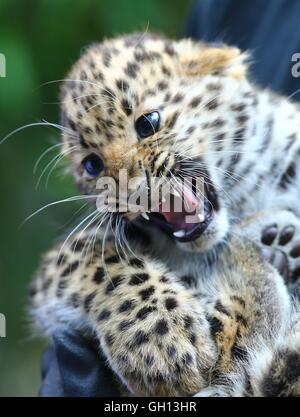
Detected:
left=236, top=210, right=300, bottom=286
left=98, top=290, right=216, bottom=396
left=260, top=220, right=300, bottom=285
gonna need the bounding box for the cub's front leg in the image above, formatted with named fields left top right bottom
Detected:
left=30, top=232, right=217, bottom=396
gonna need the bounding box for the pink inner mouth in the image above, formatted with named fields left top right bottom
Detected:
left=158, top=184, right=201, bottom=232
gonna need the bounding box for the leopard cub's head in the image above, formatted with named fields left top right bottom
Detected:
left=60, top=33, right=252, bottom=253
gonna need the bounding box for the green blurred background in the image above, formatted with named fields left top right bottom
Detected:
left=0, top=0, right=193, bottom=396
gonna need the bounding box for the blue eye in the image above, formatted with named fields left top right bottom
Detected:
left=135, top=111, right=160, bottom=139
left=83, top=154, right=104, bottom=177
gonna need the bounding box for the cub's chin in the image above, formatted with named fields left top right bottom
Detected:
left=175, top=209, right=230, bottom=253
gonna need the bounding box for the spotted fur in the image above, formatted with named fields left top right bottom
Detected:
left=30, top=34, right=300, bottom=396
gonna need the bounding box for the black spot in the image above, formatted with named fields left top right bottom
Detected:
left=129, top=273, right=149, bottom=286
left=103, top=119, right=115, bottom=128
left=104, top=332, right=115, bottom=347
left=205, top=98, right=219, bottom=110
left=105, top=275, right=124, bottom=294
left=124, top=62, right=139, bottom=78
left=156, top=155, right=170, bottom=178
left=134, top=50, right=146, bottom=62
left=71, top=240, right=85, bottom=252
left=119, top=299, right=136, bottom=313
left=283, top=133, right=297, bottom=152
left=190, top=96, right=202, bottom=108
left=187, top=126, right=196, bottom=135
left=105, top=255, right=119, bottom=264
left=152, top=372, right=165, bottom=384
left=70, top=292, right=81, bottom=308
left=206, top=82, right=221, bottom=91
left=57, top=279, right=67, bottom=291
left=215, top=132, right=225, bottom=143
left=162, top=289, right=176, bottom=295
left=84, top=291, right=97, bottom=313
left=180, top=275, right=196, bottom=287
left=98, top=309, right=111, bottom=321
left=183, top=315, right=194, bottom=330
left=236, top=114, right=249, bottom=124
left=68, top=119, right=76, bottom=131
left=28, top=283, right=38, bottom=297
left=175, top=362, right=182, bottom=374
left=164, top=93, right=171, bottom=103
left=102, top=86, right=115, bottom=102
left=207, top=315, right=223, bottom=336
left=93, top=267, right=105, bottom=284
left=189, top=333, right=197, bottom=345
left=83, top=121, right=94, bottom=134
left=56, top=254, right=66, bottom=266
left=231, top=343, right=248, bottom=361
left=61, top=260, right=80, bottom=277
left=164, top=42, right=175, bottom=56
left=167, top=345, right=177, bottom=358
left=159, top=276, right=169, bottom=283
left=121, top=98, right=132, bottom=116
left=131, top=330, right=149, bottom=348
left=231, top=295, right=246, bottom=308
left=168, top=112, right=179, bottom=129
left=236, top=314, right=247, bottom=327
left=211, top=118, right=225, bottom=128
left=172, top=93, right=183, bottom=103
left=79, top=134, right=88, bottom=149
left=129, top=258, right=144, bottom=268
left=136, top=306, right=156, bottom=320
left=157, top=81, right=168, bottom=90
left=95, top=71, right=104, bottom=81
left=165, top=297, right=177, bottom=311
left=215, top=301, right=231, bottom=317
left=138, top=286, right=155, bottom=301
left=155, top=319, right=169, bottom=335
left=182, top=352, right=193, bottom=365
left=119, top=320, right=134, bottom=331
left=145, top=355, right=155, bottom=366
left=161, top=65, right=171, bottom=77
left=231, top=103, right=246, bottom=112
left=116, top=353, right=128, bottom=364
left=262, top=352, right=300, bottom=396
left=279, top=163, right=296, bottom=189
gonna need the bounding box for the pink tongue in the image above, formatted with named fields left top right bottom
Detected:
left=159, top=184, right=199, bottom=230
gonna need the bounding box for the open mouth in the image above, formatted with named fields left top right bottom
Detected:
left=143, top=181, right=218, bottom=242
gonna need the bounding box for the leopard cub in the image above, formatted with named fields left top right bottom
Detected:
left=31, top=34, right=300, bottom=396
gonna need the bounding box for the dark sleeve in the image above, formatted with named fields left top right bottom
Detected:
left=39, top=328, right=120, bottom=397
left=184, top=0, right=300, bottom=98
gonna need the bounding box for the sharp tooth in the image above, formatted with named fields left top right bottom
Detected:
left=141, top=213, right=150, bottom=220
left=173, top=230, right=185, bottom=238
left=198, top=213, right=205, bottom=222
left=162, top=196, right=166, bottom=203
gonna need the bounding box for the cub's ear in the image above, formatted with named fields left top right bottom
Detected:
left=176, top=39, right=248, bottom=80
